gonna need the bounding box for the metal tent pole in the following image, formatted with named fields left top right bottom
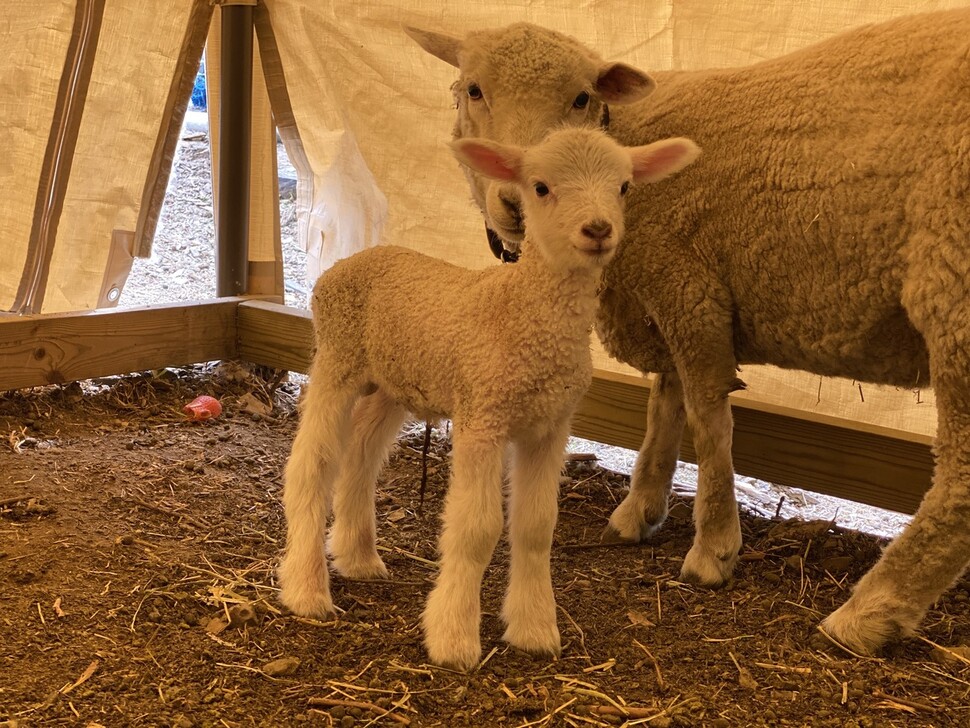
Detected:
left=216, top=3, right=253, bottom=297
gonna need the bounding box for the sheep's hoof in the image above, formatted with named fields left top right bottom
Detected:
left=279, top=587, right=336, bottom=621
left=819, top=600, right=907, bottom=657
left=424, top=637, right=482, bottom=673
left=502, top=624, right=561, bottom=659
left=679, top=545, right=737, bottom=588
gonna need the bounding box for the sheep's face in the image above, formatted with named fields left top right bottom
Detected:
left=451, top=129, right=701, bottom=273
left=406, top=23, right=656, bottom=250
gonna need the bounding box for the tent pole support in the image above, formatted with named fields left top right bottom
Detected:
left=216, top=3, right=254, bottom=297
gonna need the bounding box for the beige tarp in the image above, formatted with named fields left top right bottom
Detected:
left=3, top=0, right=966, bottom=439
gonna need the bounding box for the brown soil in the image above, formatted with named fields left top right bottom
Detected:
left=1, top=368, right=968, bottom=728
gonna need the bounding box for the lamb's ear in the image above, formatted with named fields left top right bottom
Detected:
left=404, top=26, right=462, bottom=68
left=450, top=139, right=524, bottom=183
left=630, top=138, right=701, bottom=184
left=596, top=63, right=656, bottom=104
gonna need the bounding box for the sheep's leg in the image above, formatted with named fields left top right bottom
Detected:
left=329, top=388, right=408, bottom=580
left=603, top=371, right=686, bottom=542
left=502, top=419, right=571, bottom=657
left=278, top=369, right=357, bottom=619
left=822, top=376, right=970, bottom=653
left=674, top=358, right=742, bottom=587
left=423, top=427, right=506, bottom=671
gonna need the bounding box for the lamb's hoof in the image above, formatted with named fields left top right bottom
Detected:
left=679, top=545, right=738, bottom=588
left=279, top=586, right=336, bottom=620
left=332, top=553, right=389, bottom=580
left=424, top=633, right=482, bottom=673
left=502, top=622, right=561, bottom=660
left=600, top=524, right=639, bottom=544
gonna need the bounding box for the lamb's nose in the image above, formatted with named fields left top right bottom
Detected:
left=582, top=220, right=613, bottom=241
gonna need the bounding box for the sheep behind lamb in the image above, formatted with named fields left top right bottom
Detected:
left=277, top=127, right=700, bottom=670
left=406, top=9, right=970, bottom=655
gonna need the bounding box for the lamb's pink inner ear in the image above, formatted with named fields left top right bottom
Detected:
left=631, top=139, right=701, bottom=183
left=454, top=141, right=521, bottom=182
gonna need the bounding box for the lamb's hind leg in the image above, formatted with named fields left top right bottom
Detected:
left=603, top=371, right=686, bottom=542
left=278, top=359, right=357, bottom=619
left=329, top=388, right=408, bottom=579
left=422, top=426, right=506, bottom=671
left=502, top=419, right=571, bottom=658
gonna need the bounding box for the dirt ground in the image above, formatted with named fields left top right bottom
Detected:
left=2, top=369, right=969, bottom=728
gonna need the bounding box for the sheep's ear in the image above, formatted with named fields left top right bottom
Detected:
left=450, top=139, right=523, bottom=183
left=404, top=26, right=462, bottom=68
left=596, top=63, right=656, bottom=104
left=630, top=138, right=701, bottom=183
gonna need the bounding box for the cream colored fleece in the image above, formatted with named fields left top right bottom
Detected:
left=311, top=243, right=597, bottom=438
left=598, top=8, right=969, bottom=395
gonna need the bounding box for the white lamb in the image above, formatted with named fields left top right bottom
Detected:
left=277, top=127, right=700, bottom=670
left=407, top=9, right=970, bottom=655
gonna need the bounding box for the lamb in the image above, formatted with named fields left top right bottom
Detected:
left=277, top=127, right=700, bottom=670
left=406, top=8, right=970, bottom=656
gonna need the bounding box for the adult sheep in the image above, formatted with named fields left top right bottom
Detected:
left=405, top=8, right=970, bottom=656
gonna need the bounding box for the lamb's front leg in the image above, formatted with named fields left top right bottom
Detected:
left=422, top=427, right=506, bottom=671
left=503, top=420, right=571, bottom=658
left=603, top=371, right=686, bottom=542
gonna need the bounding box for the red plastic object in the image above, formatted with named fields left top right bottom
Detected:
left=183, top=395, right=223, bottom=421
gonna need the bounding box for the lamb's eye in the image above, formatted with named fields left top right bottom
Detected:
left=573, top=91, right=591, bottom=109
left=620, top=181, right=630, bottom=196
left=534, top=182, right=550, bottom=197
left=468, top=84, right=483, bottom=100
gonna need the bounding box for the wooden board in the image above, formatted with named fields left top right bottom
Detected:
left=0, top=300, right=238, bottom=391
left=240, top=302, right=935, bottom=515
left=575, top=369, right=933, bottom=515
left=236, top=299, right=313, bottom=373
left=1, top=299, right=935, bottom=516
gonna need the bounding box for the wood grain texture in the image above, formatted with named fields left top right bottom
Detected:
left=575, top=369, right=933, bottom=515
left=236, top=299, right=313, bottom=373
left=0, top=300, right=238, bottom=391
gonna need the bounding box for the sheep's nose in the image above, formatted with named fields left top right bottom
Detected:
left=582, top=220, right=613, bottom=241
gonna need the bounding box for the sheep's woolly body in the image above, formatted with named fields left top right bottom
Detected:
left=601, top=9, right=969, bottom=388
left=412, top=8, right=970, bottom=657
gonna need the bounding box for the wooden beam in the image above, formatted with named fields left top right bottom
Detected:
left=236, top=299, right=313, bottom=373
left=237, top=302, right=935, bottom=515
left=575, top=369, right=934, bottom=516
left=0, top=300, right=239, bottom=391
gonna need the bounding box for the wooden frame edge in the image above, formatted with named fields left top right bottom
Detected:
left=235, top=301, right=933, bottom=515
left=0, top=299, right=240, bottom=391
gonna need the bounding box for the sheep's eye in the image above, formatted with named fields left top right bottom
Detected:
left=620, top=181, right=630, bottom=196
left=534, top=182, right=550, bottom=197
left=573, top=91, right=591, bottom=109
left=468, top=84, right=483, bottom=100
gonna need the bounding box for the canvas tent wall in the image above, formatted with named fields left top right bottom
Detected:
left=2, top=0, right=967, bottom=514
